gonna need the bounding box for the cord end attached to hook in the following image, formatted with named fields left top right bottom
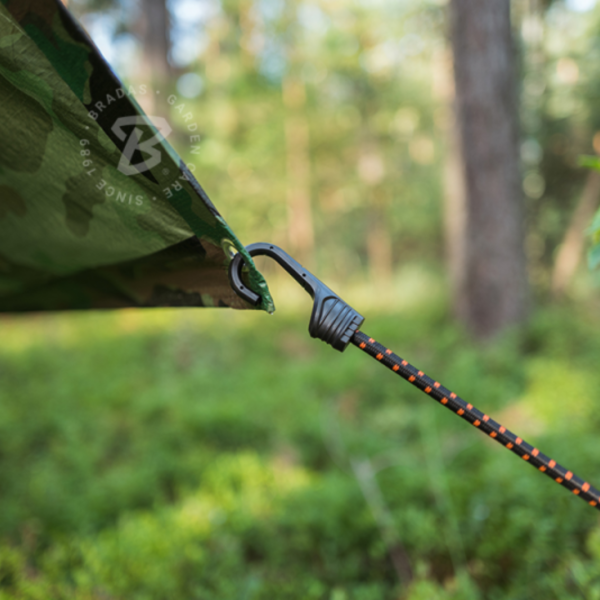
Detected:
left=228, top=243, right=364, bottom=352
left=308, top=293, right=364, bottom=351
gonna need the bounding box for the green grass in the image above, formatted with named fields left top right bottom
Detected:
left=1, top=301, right=600, bottom=599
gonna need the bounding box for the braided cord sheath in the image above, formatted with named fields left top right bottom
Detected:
left=352, top=330, right=600, bottom=510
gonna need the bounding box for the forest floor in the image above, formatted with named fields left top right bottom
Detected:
left=1, top=293, right=600, bottom=599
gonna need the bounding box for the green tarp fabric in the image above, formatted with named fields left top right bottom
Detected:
left=0, top=0, right=273, bottom=312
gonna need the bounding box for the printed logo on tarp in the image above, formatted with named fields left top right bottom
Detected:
left=112, top=115, right=172, bottom=176
left=79, top=85, right=201, bottom=206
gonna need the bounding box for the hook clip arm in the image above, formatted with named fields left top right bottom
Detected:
left=229, top=243, right=364, bottom=352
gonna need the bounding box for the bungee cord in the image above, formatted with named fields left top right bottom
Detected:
left=229, top=242, right=600, bottom=511
left=351, top=330, right=600, bottom=509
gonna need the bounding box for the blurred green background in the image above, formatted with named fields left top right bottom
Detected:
left=4, top=0, right=600, bottom=598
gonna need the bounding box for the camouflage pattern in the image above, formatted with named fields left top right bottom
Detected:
left=0, top=0, right=273, bottom=313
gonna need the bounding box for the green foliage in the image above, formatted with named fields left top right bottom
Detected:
left=578, top=155, right=600, bottom=268
left=578, top=155, right=600, bottom=172
left=69, top=0, right=600, bottom=293
left=96, top=0, right=444, bottom=278
left=7, top=3, right=600, bottom=594
left=1, top=303, right=600, bottom=598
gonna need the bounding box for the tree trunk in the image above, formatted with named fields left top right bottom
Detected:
left=139, top=0, right=171, bottom=84
left=283, top=76, right=314, bottom=267
left=134, top=0, right=171, bottom=116
left=358, top=144, right=392, bottom=286
left=450, top=0, right=528, bottom=340
left=443, top=108, right=467, bottom=304
left=366, top=201, right=393, bottom=287
left=432, top=49, right=467, bottom=305
left=551, top=170, right=600, bottom=297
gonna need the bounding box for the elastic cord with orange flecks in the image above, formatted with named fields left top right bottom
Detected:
left=351, top=330, right=600, bottom=510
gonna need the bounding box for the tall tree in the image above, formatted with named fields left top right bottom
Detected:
left=283, top=75, right=314, bottom=267
left=131, top=0, right=172, bottom=115
left=281, top=2, right=314, bottom=267
left=551, top=170, right=600, bottom=297
left=358, top=142, right=392, bottom=286
left=137, top=0, right=171, bottom=84
left=449, top=0, right=528, bottom=340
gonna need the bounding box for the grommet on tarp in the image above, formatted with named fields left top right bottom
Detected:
left=229, top=243, right=364, bottom=352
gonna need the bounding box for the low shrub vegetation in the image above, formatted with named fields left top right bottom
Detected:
left=1, top=303, right=600, bottom=598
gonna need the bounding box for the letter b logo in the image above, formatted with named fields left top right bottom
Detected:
left=111, top=116, right=172, bottom=176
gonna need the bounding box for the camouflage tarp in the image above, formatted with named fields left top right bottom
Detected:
left=0, top=0, right=273, bottom=312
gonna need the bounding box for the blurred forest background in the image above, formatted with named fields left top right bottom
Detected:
left=4, top=0, right=600, bottom=598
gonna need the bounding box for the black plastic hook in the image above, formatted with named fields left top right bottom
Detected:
left=229, top=243, right=364, bottom=352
